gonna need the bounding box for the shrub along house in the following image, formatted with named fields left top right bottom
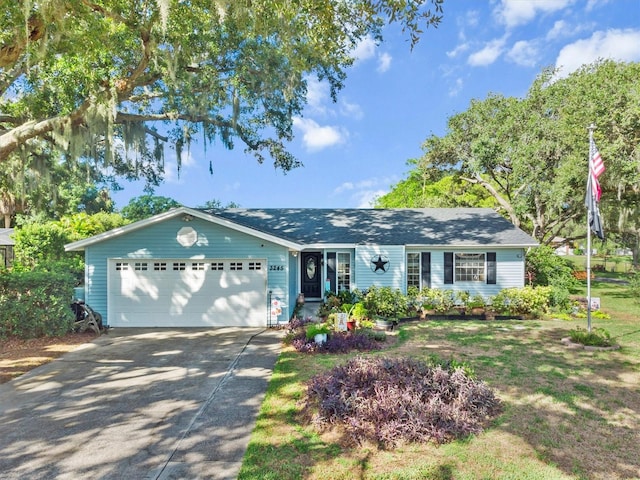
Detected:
left=64, top=207, right=538, bottom=328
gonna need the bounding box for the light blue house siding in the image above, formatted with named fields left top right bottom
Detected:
left=83, top=216, right=291, bottom=325
left=354, top=245, right=405, bottom=291
left=415, top=247, right=526, bottom=297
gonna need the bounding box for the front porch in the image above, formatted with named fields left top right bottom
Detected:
left=295, top=301, right=322, bottom=322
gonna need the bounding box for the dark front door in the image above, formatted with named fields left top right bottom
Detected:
left=301, top=252, right=322, bottom=299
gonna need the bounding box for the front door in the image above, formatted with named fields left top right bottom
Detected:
left=301, top=252, right=322, bottom=299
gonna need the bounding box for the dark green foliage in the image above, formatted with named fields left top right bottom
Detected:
left=12, top=222, right=72, bottom=271
left=305, top=356, right=502, bottom=447
left=120, top=195, right=182, bottom=222
left=526, top=246, right=580, bottom=309
left=0, top=271, right=76, bottom=338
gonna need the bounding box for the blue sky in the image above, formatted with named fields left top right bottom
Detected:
left=111, top=0, right=640, bottom=210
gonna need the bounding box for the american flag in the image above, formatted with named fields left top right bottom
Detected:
left=589, top=140, right=605, bottom=201
left=585, top=137, right=605, bottom=240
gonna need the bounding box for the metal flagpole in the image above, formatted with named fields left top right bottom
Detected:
left=586, top=123, right=596, bottom=333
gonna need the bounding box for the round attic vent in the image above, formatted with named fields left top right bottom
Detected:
left=177, top=226, right=197, bottom=247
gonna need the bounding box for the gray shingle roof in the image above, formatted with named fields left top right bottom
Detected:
left=204, top=208, right=538, bottom=247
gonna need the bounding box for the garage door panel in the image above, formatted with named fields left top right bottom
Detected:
left=109, top=259, right=267, bottom=327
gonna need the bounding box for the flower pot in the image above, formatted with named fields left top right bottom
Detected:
left=347, top=321, right=356, bottom=331
left=314, top=333, right=328, bottom=345
left=375, top=317, right=396, bottom=330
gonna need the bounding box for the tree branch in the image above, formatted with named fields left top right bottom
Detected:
left=461, top=172, right=520, bottom=227
left=0, top=15, right=45, bottom=68
left=0, top=103, right=91, bottom=162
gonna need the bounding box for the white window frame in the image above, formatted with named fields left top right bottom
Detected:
left=454, top=253, right=486, bottom=282
left=337, top=252, right=351, bottom=292
left=406, top=252, right=421, bottom=289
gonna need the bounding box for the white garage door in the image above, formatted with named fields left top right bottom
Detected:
left=108, top=258, right=268, bottom=327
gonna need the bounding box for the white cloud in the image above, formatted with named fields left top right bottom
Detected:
left=293, top=117, right=346, bottom=151
left=355, top=189, right=388, bottom=208
left=546, top=20, right=568, bottom=40
left=554, top=28, right=640, bottom=78
left=586, top=0, right=610, bottom=12
left=377, top=52, right=392, bottom=73
left=467, top=38, right=507, bottom=66
left=333, top=181, right=355, bottom=194
left=464, top=9, right=480, bottom=28
left=507, top=40, right=540, bottom=67
left=449, top=77, right=464, bottom=97
left=339, top=99, right=364, bottom=120
left=160, top=149, right=195, bottom=183
left=333, top=177, right=399, bottom=207
left=494, top=0, right=575, bottom=28
left=305, top=76, right=330, bottom=115
left=352, top=36, right=377, bottom=63
left=446, top=42, right=469, bottom=58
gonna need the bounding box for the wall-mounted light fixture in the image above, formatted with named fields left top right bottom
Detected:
left=182, top=214, right=194, bottom=222
left=290, top=250, right=299, bottom=257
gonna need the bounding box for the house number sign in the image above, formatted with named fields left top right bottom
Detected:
left=269, top=265, right=285, bottom=271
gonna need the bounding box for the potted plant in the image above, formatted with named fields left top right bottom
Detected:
left=348, top=302, right=368, bottom=330
left=316, top=292, right=342, bottom=319
left=468, top=294, right=487, bottom=316
left=306, top=322, right=331, bottom=345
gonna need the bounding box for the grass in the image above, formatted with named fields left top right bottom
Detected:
left=566, top=254, right=635, bottom=274
left=239, top=276, right=640, bottom=480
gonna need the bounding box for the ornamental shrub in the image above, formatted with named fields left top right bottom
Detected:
left=305, top=356, right=502, bottom=447
left=0, top=270, right=76, bottom=338
left=526, top=245, right=580, bottom=310
left=491, top=286, right=552, bottom=316
left=363, top=286, right=408, bottom=318
left=569, top=327, right=613, bottom=347
left=284, top=317, right=382, bottom=354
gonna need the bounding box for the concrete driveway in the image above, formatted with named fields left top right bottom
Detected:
left=0, top=327, right=283, bottom=480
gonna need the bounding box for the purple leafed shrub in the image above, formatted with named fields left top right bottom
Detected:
left=305, top=356, right=502, bottom=448
left=292, top=331, right=382, bottom=354
left=284, top=317, right=383, bottom=354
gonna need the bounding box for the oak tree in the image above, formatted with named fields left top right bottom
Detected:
left=0, top=0, right=444, bottom=187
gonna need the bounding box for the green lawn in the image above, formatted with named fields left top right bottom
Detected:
left=239, top=278, right=639, bottom=480
left=566, top=254, right=635, bottom=274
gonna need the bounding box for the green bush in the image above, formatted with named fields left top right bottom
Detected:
left=569, top=327, right=613, bottom=347
left=0, top=271, right=76, bottom=338
left=363, top=286, right=408, bottom=318
left=526, top=246, right=580, bottom=310
left=491, top=286, right=552, bottom=316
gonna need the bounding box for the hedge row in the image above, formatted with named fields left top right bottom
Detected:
left=0, top=271, right=77, bottom=339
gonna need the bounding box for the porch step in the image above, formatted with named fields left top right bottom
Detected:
left=296, top=301, right=322, bottom=321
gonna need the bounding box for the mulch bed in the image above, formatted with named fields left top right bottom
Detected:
left=0, top=332, right=98, bottom=384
